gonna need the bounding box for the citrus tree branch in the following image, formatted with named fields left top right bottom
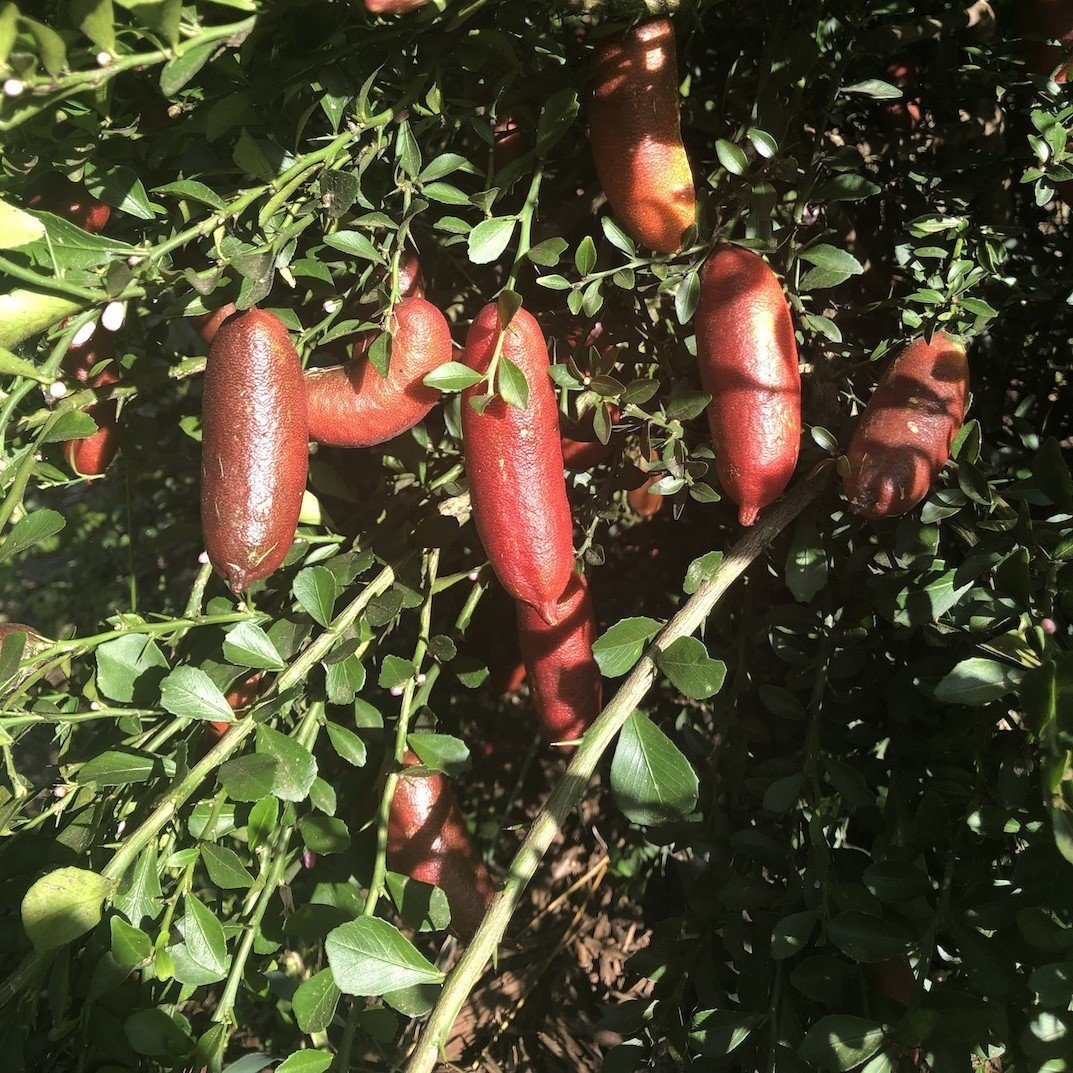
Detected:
left=404, top=466, right=831, bottom=1073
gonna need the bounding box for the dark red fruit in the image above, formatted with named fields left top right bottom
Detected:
left=588, top=17, right=696, bottom=253
left=1017, top=0, right=1073, bottom=81
left=305, top=296, right=451, bottom=448
left=208, top=670, right=264, bottom=740
left=492, top=115, right=530, bottom=172
left=201, top=309, right=308, bottom=591
left=387, top=750, right=495, bottom=941
left=462, top=303, right=576, bottom=625
left=695, top=244, right=802, bottom=526
left=516, top=572, right=601, bottom=747
left=192, top=304, right=237, bottom=346
left=843, top=334, right=969, bottom=520
left=62, top=329, right=120, bottom=477
left=365, top=0, right=428, bottom=12
left=29, top=177, right=111, bottom=234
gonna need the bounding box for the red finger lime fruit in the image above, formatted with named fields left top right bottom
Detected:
left=589, top=17, right=697, bottom=253
left=461, top=303, right=576, bottom=625
left=28, top=177, right=111, bottom=235
left=516, top=571, right=601, bottom=747
left=387, top=750, right=495, bottom=942
left=208, top=670, right=265, bottom=740
left=306, top=295, right=451, bottom=448
left=843, top=333, right=969, bottom=520
left=62, top=329, right=120, bottom=477
left=201, top=309, right=308, bottom=591
left=695, top=244, right=802, bottom=526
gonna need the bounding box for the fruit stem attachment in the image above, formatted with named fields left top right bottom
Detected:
left=403, top=466, right=832, bottom=1073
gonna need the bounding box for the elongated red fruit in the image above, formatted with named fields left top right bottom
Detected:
left=589, top=17, right=696, bottom=253
left=695, top=244, right=801, bottom=526
left=493, top=115, right=530, bottom=173
left=63, top=329, right=120, bottom=476
left=306, top=296, right=451, bottom=448
left=387, top=751, right=494, bottom=941
left=843, top=334, right=968, bottom=520
left=462, top=304, right=576, bottom=624
left=208, top=670, right=264, bottom=740
left=365, top=0, right=427, bottom=12
left=561, top=405, right=618, bottom=472
left=516, top=572, right=601, bottom=746
left=201, top=309, right=308, bottom=591
left=1017, top=0, right=1073, bottom=81
left=29, top=177, right=111, bottom=234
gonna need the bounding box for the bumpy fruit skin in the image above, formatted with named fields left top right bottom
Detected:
left=387, top=750, right=495, bottom=941
left=696, top=244, right=802, bottom=526
left=306, top=296, right=450, bottom=448
left=193, top=304, right=237, bottom=346
left=365, top=0, right=427, bottom=12
left=29, top=177, right=111, bottom=234
left=516, top=572, right=601, bottom=746
left=843, top=334, right=968, bottom=520
left=63, top=329, right=120, bottom=477
left=589, top=17, right=696, bottom=253
left=462, top=304, right=576, bottom=625
left=201, top=309, right=308, bottom=591
left=1017, top=0, right=1073, bottom=81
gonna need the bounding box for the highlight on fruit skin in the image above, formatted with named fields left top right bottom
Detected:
left=695, top=243, right=802, bottom=527
left=516, top=571, right=602, bottom=747
left=365, top=0, right=428, bottom=12
left=1016, top=0, right=1073, bottom=81
left=201, top=308, right=309, bottom=592
left=62, top=327, right=121, bottom=477
left=843, top=333, right=969, bottom=520
left=387, top=750, right=495, bottom=942
left=588, top=16, right=696, bottom=254
left=461, top=302, right=577, bottom=626
left=305, top=295, right=451, bottom=448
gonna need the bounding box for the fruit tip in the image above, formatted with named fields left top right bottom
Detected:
left=738, top=505, right=760, bottom=527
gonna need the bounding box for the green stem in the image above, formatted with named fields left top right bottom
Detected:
left=0, top=254, right=116, bottom=303
left=403, top=468, right=831, bottom=1073
left=364, top=551, right=439, bottom=920
left=506, top=167, right=543, bottom=293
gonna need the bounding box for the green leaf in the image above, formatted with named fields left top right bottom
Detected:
left=691, top=1010, right=762, bottom=1056
left=293, top=968, right=341, bottom=1034
left=798, top=1016, right=885, bottom=1070
left=842, top=78, right=902, bottom=99
left=406, top=732, right=469, bottom=775
left=160, top=39, right=218, bottom=97
left=423, top=361, right=482, bottom=392
left=786, top=515, right=828, bottom=603
left=385, top=872, right=452, bottom=933
left=111, top=916, right=153, bottom=969
left=257, top=724, right=318, bottom=802
left=798, top=244, right=864, bottom=290
left=160, top=666, right=234, bottom=722
left=22, top=867, right=115, bottom=952
left=675, top=270, right=700, bottom=324
left=0, top=199, right=46, bottom=249
left=326, top=721, right=368, bottom=767
left=418, top=152, right=473, bottom=183
left=0, top=508, right=65, bottom=563
left=813, top=173, right=882, bottom=202
left=715, top=139, right=749, bottom=175
left=934, top=658, right=1025, bottom=706
left=248, top=796, right=280, bottom=849
left=826, top=912, right=913, bottom=963
left=592, top=617, right=662, bottom=678
left=497, top=355, right=529, bottom=410
left=222, top=621, right=284, bottom=670
left=655, top=637, right=726, bottom=699
left=95, top=635, right=168, bottom=703
left=610, top=711, right=699, bottom=826
left=300, top=815, right=351, bottom=854
left=326, top=917, right=443, bottom=996
left=468, top=217, right=516, bottom=264
left=293, top=566, right=340, bottom=627
left=79, top=749, right=159, bottom=787
left=528, top=237, right=568, bottom=266
left=772, top=911, right=818, bottom=959
left=114, top=842, right=163, bottom=926
left=324, top=229, right=383, bottom=262
left=218, top=753, right=281, bottom=802
left=42, top=410, right=99, bottom=444
left=124, top=1007, right=193, bottom=1059
left=277, top=1051, right=333, bottom=1073
left=201, top=844, right=255, bottom=890
left=170, top=894, right=227, bottom=986
left=378, top=654, right=416, bottom=689
left=575, top=235, right=597, bottom=275
left=683, top=551, right=723, bottom=595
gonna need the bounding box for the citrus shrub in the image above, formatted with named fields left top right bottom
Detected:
left=1, top=2, right=1072, bottom=1071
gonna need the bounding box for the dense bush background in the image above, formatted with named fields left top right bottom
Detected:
left=1, top=0, right=1072, bottom=1070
